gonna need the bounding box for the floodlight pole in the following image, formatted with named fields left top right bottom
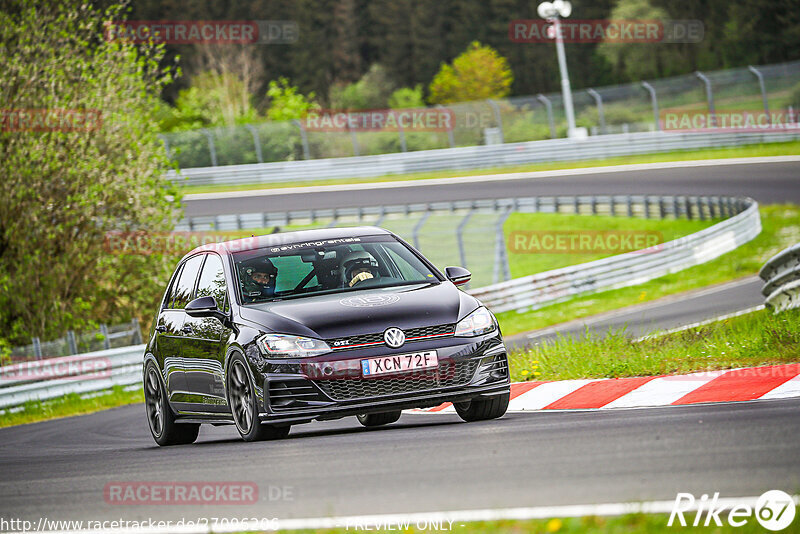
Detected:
left=545, top=14, right=577, bottom=138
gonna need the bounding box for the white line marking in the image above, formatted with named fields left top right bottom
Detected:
left=33, top=496, right=800, bottom=533
left=634, top=305, right=766, bottom=342
left=184, top=155, right=800, bottom=200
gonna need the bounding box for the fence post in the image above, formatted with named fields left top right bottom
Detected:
left=456, top=210, right=473, bottom=274
left=157, top=134, right=172, bottom=160
left=100, top=324, right=111, bottom=350
left=348, top=115, right=360, bottom=156
left=292, top=119, right=311, bottom=160
left=587, top=89, right=606, bottom=134
left=66, top=330, right=78, bottom=355
left=641, top=81, right=660, bottom=131
left=493, top=209, right=513, bottom=283
left=694, top=71, right=717, bottom=127
left=200, top=128, right=218, bottom=166
left=536, top=94, right=557, bottom=139
left=748, top=66, right=771, bottom=125
left=132, top=318, right=142, bottom=345
left=436, top=105, right=456, bottom=148
left=487, top=100, right=504, bottom=143
left=412, top=209, right=431, bottom=251
left=32, top=337, right=42, bottom=360
left=393, top=110, right=407, bottom=152
left=244, top=125, right=263, bottom=163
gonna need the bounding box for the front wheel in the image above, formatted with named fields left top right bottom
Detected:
left=454, top=393, right=509, bottom=422
left=144, top=362, right=199, bottom=446
left=357, top=410, right=402, bottom=427
left=227, top=355, right=290, bottom=442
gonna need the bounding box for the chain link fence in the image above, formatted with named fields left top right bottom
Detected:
left=8, top=319, right=142, bottom=363
left=162, top=61, right=800, bottom=169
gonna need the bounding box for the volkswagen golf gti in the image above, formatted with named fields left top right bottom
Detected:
left=143, top=226, right=510, bottom=445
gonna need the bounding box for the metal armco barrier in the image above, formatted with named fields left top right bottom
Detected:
left=470, top=196, right=760, bottom=313
left=759, top=243, right=800, bottom=313
left=0, top=345, right=144, bottom=409
left=167, top=130, right=800, bottom=187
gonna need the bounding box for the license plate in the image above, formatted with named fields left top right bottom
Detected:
left=361, top=351, right=438, bottom=377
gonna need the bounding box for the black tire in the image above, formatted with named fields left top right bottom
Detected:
left=454, top=393, right=509, bottom=422
left=357, top=410, right=402, bottom=427
left=227, top=354, right=291, bottom=442
left=144, top=362, right=200, bottom=446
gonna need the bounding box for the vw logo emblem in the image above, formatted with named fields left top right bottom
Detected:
left=383, top=327, right=405, bottom=348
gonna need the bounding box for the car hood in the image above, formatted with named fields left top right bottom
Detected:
left=237, top=282, right=479, bottom=339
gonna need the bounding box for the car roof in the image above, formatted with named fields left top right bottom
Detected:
left=182, top=226, right=393, bottom=260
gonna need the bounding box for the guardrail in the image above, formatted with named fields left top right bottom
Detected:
left=470, top=196, right=760, bottom=313
left=759, top=243, right=800, bottom=313
left=169, top=130, right=800, bottom=187
left=0, top=345, right=144, bottom=409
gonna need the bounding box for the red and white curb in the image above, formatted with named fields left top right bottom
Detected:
left=409, top=363, right=800, bottom=413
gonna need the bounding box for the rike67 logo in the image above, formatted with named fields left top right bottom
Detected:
left=669, top=490, right=796, bottom=531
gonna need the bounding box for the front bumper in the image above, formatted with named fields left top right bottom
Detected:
left=257, top=334, right=510, bottom=424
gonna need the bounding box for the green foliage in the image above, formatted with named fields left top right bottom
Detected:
left=388, top=85, right=426, bottom=109
left=790, top=82, right=800, bottom=110
left=329, top=64, right=396, bottom=110
left=428, top=42, right=513, bottom=105
left=0, top=0, right=181, bottom=345
left=266, top=77, right=319, bottom=121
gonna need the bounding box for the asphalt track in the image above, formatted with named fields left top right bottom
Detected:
left=182, top=159, right=800, bottom=217
left=505, top=276, right=764, bottom=349
left=1, top=399, right=799, bottom=525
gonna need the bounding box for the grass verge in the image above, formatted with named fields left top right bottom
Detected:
left=180, top=140, right=800, bottom=195
left=275, top=513, right=785, bottom=533
left=0, top=386, right=143, bottom=428
left=497, top=204, right=800, bottom=336
left=508, top=307, right=800, bottom=382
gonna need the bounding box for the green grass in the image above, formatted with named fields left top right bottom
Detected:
left=508, top=307, right=800, bottom=383
left=272, top=512, right=794, bottom=533
left=179, top=140, right=800, bottom=195
left=497, top=204, right=800, bottom=336
left=0, top=386, right=143, bottom=428
left=505, top=212, right=717, bottom=277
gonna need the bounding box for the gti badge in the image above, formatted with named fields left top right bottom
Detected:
left=383, top=327, right=405, bottom=348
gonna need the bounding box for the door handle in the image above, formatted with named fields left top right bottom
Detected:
left=155, top=325, right=167, bottom=333
left=182, top=324, right=194, bottom=334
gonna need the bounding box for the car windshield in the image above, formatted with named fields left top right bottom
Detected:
left=232, top=235, right=439, bottom=304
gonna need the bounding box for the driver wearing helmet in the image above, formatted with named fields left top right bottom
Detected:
left=340, top=250, right=379, bottom=287
left=240, top=258, right=278, bottom=301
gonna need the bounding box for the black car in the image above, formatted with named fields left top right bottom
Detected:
left=144, top=226, right=510, bottom=445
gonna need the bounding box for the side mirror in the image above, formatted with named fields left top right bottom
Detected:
left=185, top=296, right=226, bottom=321
left=444, top=266, right=471, bottom=286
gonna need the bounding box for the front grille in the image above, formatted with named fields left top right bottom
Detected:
left=267, top=378, right=328, bottom=409
left=328, top=324, right=455, bottom=350
left=314, top=357, right=480, bottom=401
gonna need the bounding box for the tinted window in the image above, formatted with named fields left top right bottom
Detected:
left=171, top=255, right=204, bottom=309
left=196, top=254, right=227, bottom=308
left=163, top=263, right=184, bottom=309
left=233, top=236, right=438, bottom=304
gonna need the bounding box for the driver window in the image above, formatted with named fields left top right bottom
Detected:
left=271, top=256, right=316, bottom=292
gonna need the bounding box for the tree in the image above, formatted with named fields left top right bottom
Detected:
left=428, top=42, right=513, bottom=104
left=266, top=78, right=319, bottom=121
left=388, top=86, right=425, bottom=109
left=329, top=64, right=396, bottom=110
left=0, top=0, right=180, bottom=344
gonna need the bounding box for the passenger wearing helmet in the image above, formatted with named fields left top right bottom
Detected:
left=340, top=250, right=379, bottom=287
left=240, top=257, right=278, bottom=301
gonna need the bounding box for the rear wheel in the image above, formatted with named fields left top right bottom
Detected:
left=357, top=410, right=402, bottom=427
left=454, top=393, right=509, bottom=422
left=144, top=363, right=199, bottom=446
left=227, top=356, right=290, bottom=442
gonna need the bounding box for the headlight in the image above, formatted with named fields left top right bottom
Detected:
left=454, top=307, right=496, bottom=337
left=256, top=334, right=331, bottom=358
